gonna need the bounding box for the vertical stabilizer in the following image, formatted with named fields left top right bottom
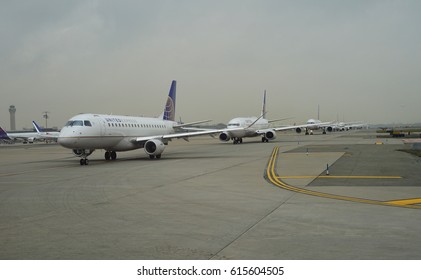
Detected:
left=261, top=90, right=267, bottom=119
left=32, top=121, right=43, bottom=133
left=0, top=127, right=11, bottom=140
left=162, top=80, right=177, bottom=121
left=317, top=104, right=320, bottom=120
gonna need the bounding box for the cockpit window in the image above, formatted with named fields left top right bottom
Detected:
left=84, top=120, right=92, bottom=126
left=228, top=123, right=240, bottom=127
left=65, top=120, right=84, bottom=127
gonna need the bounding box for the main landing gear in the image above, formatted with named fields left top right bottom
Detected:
left=233, top=138, right=243, bottom=144
left=261, top=136, right=269, bottom=143
left=104, top=151, right=117, bottom=161
left=80, top=158, right=89, bottom=165
left=149, top=154, right=162, bottom=159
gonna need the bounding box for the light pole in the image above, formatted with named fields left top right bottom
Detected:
left=43, top=111, right=49, bottom=129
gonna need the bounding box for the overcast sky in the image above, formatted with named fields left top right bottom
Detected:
left=1, top=0, right=420, bottom=130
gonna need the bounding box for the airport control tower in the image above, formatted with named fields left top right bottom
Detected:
left=9, top=105, right=16, bottom=131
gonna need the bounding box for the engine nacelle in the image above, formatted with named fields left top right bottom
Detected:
left=219, top=132, right=231, bottom=142
left=265, top=130, right=277, bottom=140
left=72, top=149, right=94, bottom=157
left=28, top=137, right=35, bottom=143
left=295, top=127, right=302, bottom=134
left=327, top=126, right=333, bottom=132
left=144, top=139, right=166, bottom=156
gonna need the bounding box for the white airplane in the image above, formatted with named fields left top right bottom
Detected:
left=333, top=121, right=367, bottom=131
left=0, top=126, right=40, bottom=143
left=302, top=118, right=332, bottom=135
left=184, top=91, right=328, bottom=144
left=300, top=106, right=336, bottom=135
left=32, top=121, right=60, bottom=141
left=303, top=119, right=368, bottom=134
left=58, top=80, right=218, bottom=165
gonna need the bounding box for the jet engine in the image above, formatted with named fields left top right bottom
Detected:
left=144, top=139, right=166, bottom=156
left=264, top=130, right=277, bottom=140
left=327, top=126, right=333, bottom=132
left=219, top=132, right=231, bottom=142
left=295, top=127, right=302, bottom=133
left=72, top=149, right=94, bottom=157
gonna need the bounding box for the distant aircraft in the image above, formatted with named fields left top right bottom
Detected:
left=328, top=121, right=367, bottom=132
left=299, top=106, right=338, bottom=135
left=183, top=91, right=328, bottom=144
left=32, top=121, right=60, bottom=141
left=301, top=118, right=337, bottom=135
left=58, top=80, right=220, bottom=165
left=0, top=126, right=39, bottom=143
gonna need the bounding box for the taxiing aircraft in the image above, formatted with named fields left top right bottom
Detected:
left=58, top=80, right=218, bottom=165
left=302, top=118, right=332, bottom=135
left=302, top=119, right=367, bottom=135
left=0, top=126, right=40, bottom=143
left=183, top=91, right=329, bottom=144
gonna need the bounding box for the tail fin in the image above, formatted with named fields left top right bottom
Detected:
left=261, top=90, right=267, bottom=119
left=0, top=127, right=11, bottom=140
left=162, top=80, right=177, bottom=121
left=32, top=121, right=43, bottom=133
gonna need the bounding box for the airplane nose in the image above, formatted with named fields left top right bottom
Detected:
left=58, top=132, right=78, bottom=148
left=58, top=136, right=73, bottom=148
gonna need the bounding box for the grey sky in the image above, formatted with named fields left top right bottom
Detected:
left=1, top=0, right=420, bottom=130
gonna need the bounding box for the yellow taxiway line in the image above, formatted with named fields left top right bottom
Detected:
left=278, top=175, right=402, bottom=179
left=385, top=198, right=421, bottom=206
left=265, top=147, right=421, bottom=209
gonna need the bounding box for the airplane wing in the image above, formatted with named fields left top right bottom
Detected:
left=257, top=121, right=332, bottom=133
left=172, top=119, right=212, bottom=129
left=133, top=129, right=225, bottom=143
left=268, top=117, right=294, bottom=123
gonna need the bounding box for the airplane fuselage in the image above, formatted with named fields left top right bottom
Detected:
left=0, top=129, right=39, bottom=143
left=226, top=117, right=270, bottom=138
left=58, top=113, right=177, bottom=152
left=306, top=118, right=322, bottom=130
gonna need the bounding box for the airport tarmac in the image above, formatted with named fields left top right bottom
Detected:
left=0, top=130, right=420, bottom=259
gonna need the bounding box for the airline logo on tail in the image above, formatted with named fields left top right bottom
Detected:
left=32, top=121, right=43, bottom=133
left=163, top=80, right=176, bottom=121
left=0, top=127, right=11, bottom=140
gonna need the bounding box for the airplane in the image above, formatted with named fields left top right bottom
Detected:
left=301, top=105, right=340, bottom=135
left=32, top=121, right=60, bottom=141
left=183, top=91, right=329, bottom=144
left=58, top=80, right=220, bottom=165
left=0, top=126, right=40, bottom=143
left=327, top=121, right=367, bottom=132
left=303, top=118, right=332, bottom=135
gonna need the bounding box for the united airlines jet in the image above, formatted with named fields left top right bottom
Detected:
left=58, top=80, right=217, bottom=165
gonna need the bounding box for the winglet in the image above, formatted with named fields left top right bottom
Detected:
left=162, top=80, right=177, bottom=121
